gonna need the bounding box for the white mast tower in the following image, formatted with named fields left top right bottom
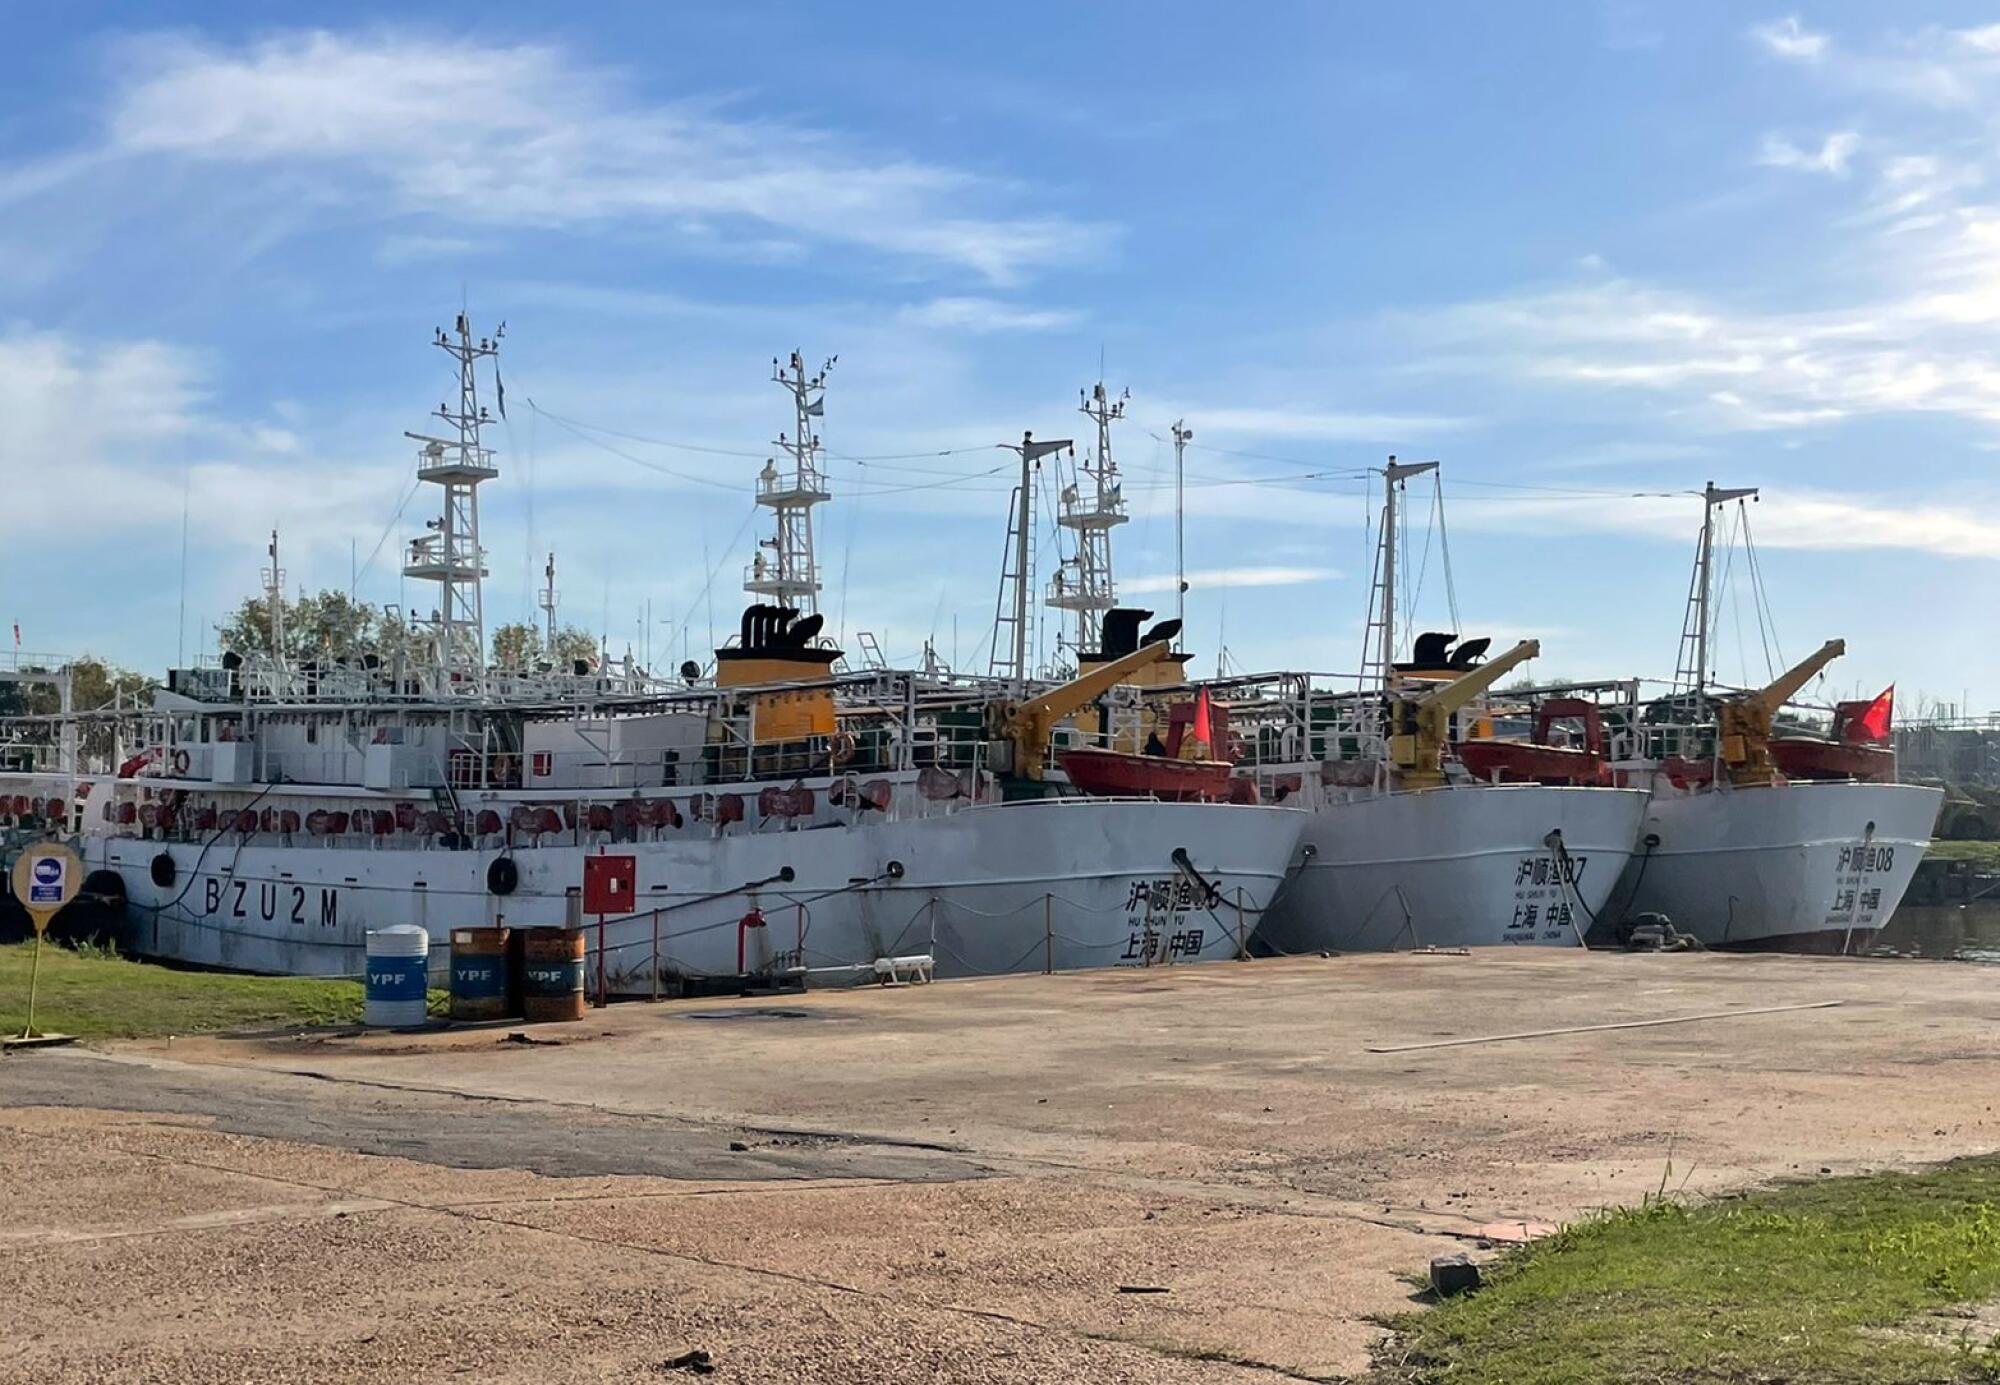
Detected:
left=402, top=313, right=502, bottom=689
left=746, top=350, right=834, bottom=615
left=1046, top=381, right=1129, bottom=661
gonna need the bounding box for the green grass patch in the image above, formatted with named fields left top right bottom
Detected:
left=1376, top=1160, right=2000, bottom=1384
left=0, top=939, right=373, bottom=1038
left=1927, top=841, right=2000, bottom=871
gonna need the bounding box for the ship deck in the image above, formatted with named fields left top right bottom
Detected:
left=3, top=949, right=1996, bottom=1382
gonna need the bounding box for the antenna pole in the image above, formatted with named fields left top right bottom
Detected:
left=263, top=529, right=287, bottom=664
left=539, top=551, right=559, bottom=653
left=1171, top=420, right=1192, bottom=647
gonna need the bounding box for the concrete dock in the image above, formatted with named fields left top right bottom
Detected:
left=2, top=950, right=1996, bottom=1382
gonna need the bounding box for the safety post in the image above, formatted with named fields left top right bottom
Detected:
left=1044, top=893, right=1053, bottom=974
left=6, top=843, right=81, bottom=1048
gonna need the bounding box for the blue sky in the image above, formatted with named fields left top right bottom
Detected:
left=3, top=4, right=1997, bottom=711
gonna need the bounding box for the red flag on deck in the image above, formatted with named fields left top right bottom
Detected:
left=1191, top=686, right=1214, bottom=755
left=1853, top=685, right=1894, bottom=743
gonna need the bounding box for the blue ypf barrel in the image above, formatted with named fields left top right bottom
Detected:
left=449, top=927, right=514, bottom=1022
left=364, top=925, right=430, bottom=1028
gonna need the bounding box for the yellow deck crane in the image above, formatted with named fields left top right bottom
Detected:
left=1715, top=637, right=1845, bottom=786
left=1388, top=639, right=1541, bottom=789
left=997, top=637, right=1175, bottom=782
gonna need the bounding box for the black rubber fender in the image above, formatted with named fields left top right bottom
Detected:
left=486, top=856, right=519, bottom=896
left=83, top=869, right=129, bottom=906
left=149, top=852, right=177, bottom=889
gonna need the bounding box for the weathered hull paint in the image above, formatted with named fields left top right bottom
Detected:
left=94, top=798, right=1306, bottom=991
left=1255, top=784, right=1649, bottom=952
left=1613, top=780, right=1942, bottom=953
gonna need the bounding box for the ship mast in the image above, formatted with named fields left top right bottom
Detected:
left=1362, top=457, right=1438, bottom=692
left=539, top=551, right=559, bottom=654
left=1675, top=481, right=1759, bottom=696
left=990, top=431, right=1072, bottom=692
left=402, top=313, right=502, bottom=689
left=1046, top=381, right=1129, bottom=662
left=1170, top=419, right=1193, bottom=648
left=747, top=350, right=834, bottom=614
left=262, top=529, right=287, bottom=667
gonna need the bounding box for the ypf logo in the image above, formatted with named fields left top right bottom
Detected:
left=32, top=859, right=61, bottom=886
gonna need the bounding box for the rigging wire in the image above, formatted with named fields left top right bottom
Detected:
left=659, top=503, right=760, bottom=659
left=1739, top=506, right=1786, bottom=680
left=1436, top=473, right=1462, bottom=635
left=352, top=477, right=425, bottom=591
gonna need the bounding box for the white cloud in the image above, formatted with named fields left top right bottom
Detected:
left=1752, top=15, right=1828, bottom=62
left=1175, top=405, right=1472, bottom=441
left=1391, top=260, right=2000, bottom=431
left=1758, top=129, right=1859, bottom=176
left=1123, top=565, right=1340, bottom=593
left=374, top=233, right=490, bottom=266
left=0, top=328, right=402, bottom=560
left=897, top=297, right=1083, bottom=333
left=64, top=30, right=1111, bottom=284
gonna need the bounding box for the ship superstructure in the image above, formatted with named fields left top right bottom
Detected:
left=5, top=326, right=1307, bottom=986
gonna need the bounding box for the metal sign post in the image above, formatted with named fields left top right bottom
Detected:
left=582, top=853, right=637, bottom=1007
left=7, top=843, right=82, bottom=1048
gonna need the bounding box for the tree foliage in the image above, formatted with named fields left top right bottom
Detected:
left=0, top=657, right=156, bottom=766
left=219, top=589, right=384, bottom=662
left=491, top=621, right=600, bottom=670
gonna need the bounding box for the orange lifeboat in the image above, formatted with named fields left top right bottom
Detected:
left=1057, top=747, right=1232, bottom=801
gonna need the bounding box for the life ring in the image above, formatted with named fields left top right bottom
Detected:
left=171, top=748, right=191, bottom=776
left=830, top=731, right=857, bottom=766
left=486, top=856, right=519, bottom=896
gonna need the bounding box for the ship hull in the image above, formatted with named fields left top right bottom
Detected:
left=1254, top=784, right=1649, bottom=952
left=92, top=798, right=1306, bottom=991
left=1613, top=781, right=1943, bottom=953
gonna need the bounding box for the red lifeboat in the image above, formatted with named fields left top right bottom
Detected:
left=1769, top=739, right=1895, bottom=782
left=1060, top=688, right=1236, bottom=802
left=1057, top=747, right=1233, bottom=802
left=1456, top=698, right=1611, bottom=787
left=1769, top=692, right=1896, bottom=783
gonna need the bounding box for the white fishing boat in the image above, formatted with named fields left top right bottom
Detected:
left=1604, top=484, right=1941, bottom=952
left=3, top=324, right=1306, bottom=988
left=1185, top=462, right=1647, bottom=952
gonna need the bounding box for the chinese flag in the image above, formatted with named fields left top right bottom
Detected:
left=1854, top=685, right=1894, bottom=743
left=1191, top=687, right=1214, bottom=754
